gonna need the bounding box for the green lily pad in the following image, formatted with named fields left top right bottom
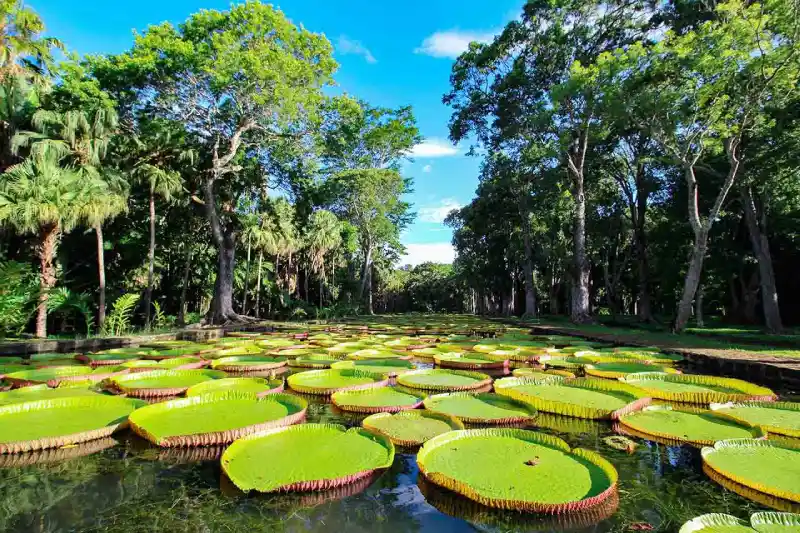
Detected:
left=0, top=384, right=101, bottom=406
left=330, top=359, right=416, bottom=377
left=362, top=410, right=464, bottom=446
left=347, top=349, right=408, bottom=361
left=585, top=362, right=680, bottom=379
left=702, top=439, right=800, bottom=503
left=331, top=387, right=424, bottom=413
left=434, top=352, right=507, bottom=370
left=417, top=428, right=618, bottom=512
left=680, top=512, right=800, bottom=533
left=494, top=377, right=648, bottom=420
left=512, top=367, right=576, bottom=379
left=622, top=373, right=777, bottom=404
left=210, top=355, right=288, bottom=372
left=396, top=369, right=492, bottom=392
left=423, top=393, right=538, bottom=425
left=287, top=369, right=388, bottom=396
left=129, top=392, right=307, bottom=447
left=79, top=352, right=142, bottom=366
left=122, top=356, right=207, bottom=371
left=618, top=405, right=761, bottom=446
left=0, top=395, right=144, bottom=453
left=287, top=354, right=338, bottom=369
left=0, top=364, right=28, bottom=377
left=221, top=423, right=394, bottom=493
left=710, top=402, right=800, bottom=440
left=107, top=369, right=226, bottom=398
left=185, top=377, right=284, bottom=397
left=5, top=366, right=95, bottom=387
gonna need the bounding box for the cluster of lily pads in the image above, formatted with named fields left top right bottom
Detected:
left=0, top=317, right=797, bottom=518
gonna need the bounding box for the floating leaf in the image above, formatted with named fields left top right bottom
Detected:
left=362, top=410, right=463, bottom=446
left=287, top=369, right=388, bottom=396
left=423, top=393, right=538, bottom=425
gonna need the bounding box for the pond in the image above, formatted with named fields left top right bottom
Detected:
left=0, top=365, right=772, bottom=533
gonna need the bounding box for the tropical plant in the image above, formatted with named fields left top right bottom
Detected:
left=305, top=209, right=342, bottom=307
left=102, top=293, right=140, bottom=336
left=0, top=260, right=38, bottom=337
left=46, top=287, right=95, bottom=334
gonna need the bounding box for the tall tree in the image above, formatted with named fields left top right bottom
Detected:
left=93, top=1, right=337, bottom=324
left=304, top=209, right=341, bottom=307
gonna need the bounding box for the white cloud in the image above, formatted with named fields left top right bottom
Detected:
left=419, top=198, right=462, bottom=223
left=422, top=164, right=432, bottom=173
left=415, top=30, right=495, bottom=59
left=337, top=36, right=377, bottom=64
left=408, top=139, right=459, bottom=158
left=401, top=243, right=456, bottom=266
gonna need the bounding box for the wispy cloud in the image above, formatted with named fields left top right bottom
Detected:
left=401, top=243, right=456, bottom=266
left=415, top=29, right=495, bottom=59
left=419, top=198, right=462, bottom=223
left=422, top=164, right=432, bottom=173
left=408, top=139, right=459, bottom=158
left=337, top=36, right=377, bottom=64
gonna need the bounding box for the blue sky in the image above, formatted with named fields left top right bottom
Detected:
left=33, top=0, right=523, bottom=265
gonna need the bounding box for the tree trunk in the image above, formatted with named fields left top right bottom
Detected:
left=255, top=252, right=263, bottom=319
left=242, top=238, right=251, bottom=315
left=144, top=191, right=156, bottom=328
left=571, top=182, right=591, bottom=323
left=673, top=231, right=707, bottom=332
left=741, top=188, right=783, bottom=332
left=177, top=245, right=192, bottom=326
left=203, top=176, right=239, bottom=324
left=520, top=211, right=538, bottom=317
left=95, top=224, right=106, bottom=332
left=36, top=223, right=60, bottom=338
left=633, top=167, right=654, bottom=323
left=695, top=283, right=705, bottom=327
left=366, top=262, right=374, bottom=314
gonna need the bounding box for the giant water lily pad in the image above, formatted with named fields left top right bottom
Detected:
left=702, top=439, right=800, bottom=503
left=185, top=377, right=284, bottom=397
left=679, top=512, right=800, bottom=533
left=347, top=349, right=409, bottom=361
left=0, top=384, right=101, bottom=406
left=210, top=355, right=288, bottom=372
left=434, top=352, right=508, bottom=370
left=710, top=402, right=800, bottom=440
left=287, top=354, right=339, bottom=369
left=221, top=423, right=394, bottom=493
left=0, top=395, right=144, bottom=453
left=585, top=362, right=680, bottom=379
left=123, top=356, right=208, bottom=371
left=129, top=392, right=307, bottom=447
left=396, top=369, right=492, bottom=392
left=331, top=387, right=424, bottom=413
left=107, top=369, right=226, bottom=398
left=423, top=393, right=538, bottom=425
left=287, top=369, right=388, bottom=396
left=0, top=364, right=27, bottom=377
left=362, top=410, right=463, bottom=446
left=622, top=373, right=777, bottom=404
left=417, top=428, right=618, bottom=513
left=512, top=367, right=576, bottom=379
left=494, top=377, right=650, bottom=420
left=330, top=359, right=416, bottom=377
left=617, top=405, right=761, bottom=447
left=78, top=352, right=142, bottom=367
left=5, top=366, right=97, bottom=387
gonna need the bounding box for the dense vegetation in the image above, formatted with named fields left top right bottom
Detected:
left=444, top=0, right=800, bottom=332
left=1, top=0, right=799, bottom=339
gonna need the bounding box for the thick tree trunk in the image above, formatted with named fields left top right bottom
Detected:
left=255, top=252, right=263, bottom=319
left=634, top=227, right=653, bottom=323
left=144, top=191, right=156, bottom=328
left=741, top=188, right=783, bottom=332
left=203, top=176, right=240, bottom=324
left=520, top=212, right=537, bottom=317
left=242, top=238, right=251, bottom=315
left=571, top=183, right=591, bottom=323
left=674, top=231, right=707, bottom=332
left=95, top=224, right=106, bottom=332
left=177, top=245, right=192, bottom=326
left=695, top=283, right=705, bottom=327
left=36, top=223, right=60, bottom=338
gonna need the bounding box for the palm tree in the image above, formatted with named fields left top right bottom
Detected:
left=305, top=210, right=341, bottom=307
left=125, top=123, right=191, bottom=328
left=0, top=150, right=89, bottom=337
left=83, top=174, right=128, bottom=330
left=0, top=0, right=62, bottom=83
left=249, top=215, right=278, bottom=318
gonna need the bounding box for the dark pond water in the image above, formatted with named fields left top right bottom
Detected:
left=0, top=365, right=775, bottom=533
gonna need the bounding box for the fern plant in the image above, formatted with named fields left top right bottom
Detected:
left=47, top=287, right=96, bottom=334
left=151, top=301, right=173, bottom=330
left=103, top=293, right=140, bottom=336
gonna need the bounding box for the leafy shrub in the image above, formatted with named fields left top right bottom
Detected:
left=0, top=261, right=38, bottom=337
left=103, top=293, right=140, bottom=336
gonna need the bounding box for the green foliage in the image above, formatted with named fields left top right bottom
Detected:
left=0, top=260, right=38, bottom=337
left=47, top=287, right=95, bottom=334
left=103, top=293, right=139, bottom=336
